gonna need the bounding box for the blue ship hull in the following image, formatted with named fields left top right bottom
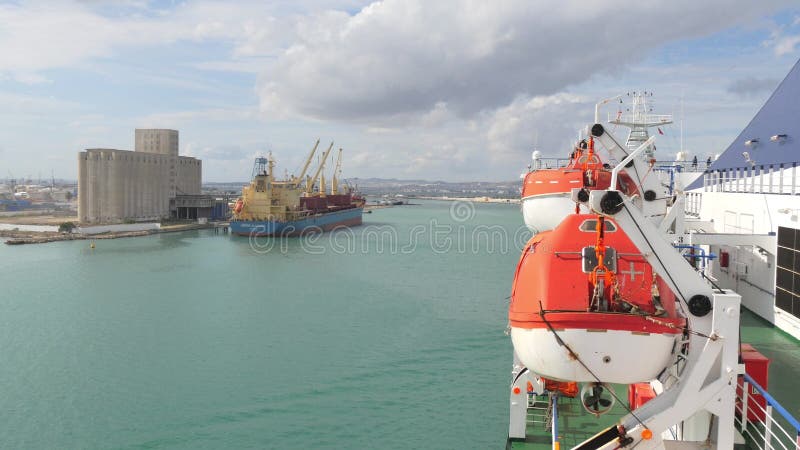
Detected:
left=230, top=207, right=363, bottom=236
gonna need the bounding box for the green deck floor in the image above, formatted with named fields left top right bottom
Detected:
left=506, top=308, right=800, bottom=449
left=507, top=386, right=628, bottom=449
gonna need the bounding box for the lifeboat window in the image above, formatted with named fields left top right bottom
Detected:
left=579, top=219, right=616, bottom=232
left=581, top=246, right=617, bottom=273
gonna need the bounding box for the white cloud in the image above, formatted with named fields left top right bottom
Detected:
left=184, top=143, right=253, bottom=161
left=0, top=0, right=347, bottom=80
left=486, top=93, right=590, bottom=162
left=0, top=1, right=797, bottom=182
left=775, top=34, right=800, bottom=55
left=256, top=0, right=796, bottom=122
left=136, top=107, right=260, bottom=128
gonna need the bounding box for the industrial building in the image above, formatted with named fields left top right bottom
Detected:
left=78, top=129, right=202, bottom=223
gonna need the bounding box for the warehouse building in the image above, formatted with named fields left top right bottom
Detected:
left=78, top=129, right=202, bottom=223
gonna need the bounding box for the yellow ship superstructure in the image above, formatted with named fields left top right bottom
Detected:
left=234, top=155, right=304, bottom=222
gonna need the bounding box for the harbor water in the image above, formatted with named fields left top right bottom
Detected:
left=3, top=199, right=800, bottom=448
left=0, top=200, right=525, bottom=449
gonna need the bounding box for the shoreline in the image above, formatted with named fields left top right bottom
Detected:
left=413, top=196, right=520, bottom=204
left=2, top=223, right=222, bottom=245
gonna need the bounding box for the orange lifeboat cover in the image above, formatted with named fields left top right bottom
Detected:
left=509, top=214, right=683, bottom=333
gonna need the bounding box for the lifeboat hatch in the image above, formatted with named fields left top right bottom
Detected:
left=579, top=219, right=617, bottom=232
left=581, top=246, right=617, bottom=273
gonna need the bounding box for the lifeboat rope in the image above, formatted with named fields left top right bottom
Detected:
left=538, top=302, right=647, bottom=431
left=589, top=215, right=619, bottom=311
left=645, top=316, right=716, bottom=341
left=620, top=202, right=691, bottom=311
left=618, top=201, right=720, bottom=340
left=581, top=137, right=601, bottom=188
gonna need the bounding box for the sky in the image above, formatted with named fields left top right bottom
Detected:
left=2, top=0, right=800, bottom=182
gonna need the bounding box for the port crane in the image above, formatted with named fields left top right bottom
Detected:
left=306, top=143, right=334, bottom=195
left=331, top=148, right=343, bottom=195
left=293, top=139, right=320, bottom=188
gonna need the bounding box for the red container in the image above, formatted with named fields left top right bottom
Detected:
left=326, top=194, right=352, bottom=206
left=300, top=197, right=328, bottom=211
left=738, top=344, right=770, bottom=421
left=740, top=343, right=756, bottom=353
left=628, top=383, right=657, bottom=410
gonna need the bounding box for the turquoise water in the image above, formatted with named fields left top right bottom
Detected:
left=0, top=200, right=528, bottom=449
left=5, top=200, right=800, bottom=449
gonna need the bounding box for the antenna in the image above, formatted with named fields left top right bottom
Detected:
left=680, top=94, right=684, bottom=153
left=608, top=90, right=673, bottom=157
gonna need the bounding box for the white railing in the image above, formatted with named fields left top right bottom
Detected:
left=607, top=112, right=674, bottom=125
left=737, top=373, right=800, bottom=450
left=703, top=164, right=800, bottom=195
left=528, top=158, right=572, bottom=171
left=685, top=192, right=702, bottom=216
left=528, top=159, right=709, bottom=174
left=653, top=161, right=710, bottom=173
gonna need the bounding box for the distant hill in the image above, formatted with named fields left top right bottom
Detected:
left=203, top=177, right=522, bottom=199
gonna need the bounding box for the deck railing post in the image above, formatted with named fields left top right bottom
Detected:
left=721, top=170, right=724, bottom=192
left=760, top=166, right=765, bottom=194
left=552, top=394, right=559, bottom=450
left=738, top=167, right=743, bottom=192
left=794, top=163, right=797, bottom=195
left=742, top=167, right=747, bottom=192
left=722, top=169, right=727, bottom=192
left=770, top=165, right=775, bottom=194
left=743, top=167, right=747, bottom=193
left=766, top=404, right=774, bottom=450
left=780, top=164, right=785, bottom=194
left=729, top=168, right=733, bottom=192
left=742, top=380, right=750, bottom=433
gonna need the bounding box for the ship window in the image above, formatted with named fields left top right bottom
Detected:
left=579, top=219, right=617, bottom=232
left=776, top=226, right=800, bottom=318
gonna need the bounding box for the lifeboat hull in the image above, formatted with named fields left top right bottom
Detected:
left=510, top=325, right=679, bottom=383
left=521, top=193, right=585, bottom=234
left=509, top=214, right=684, bottom=384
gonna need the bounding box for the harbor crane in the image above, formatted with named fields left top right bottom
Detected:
left=306, top=142, right=334, bottom=195
left=331, top=148, right=343, bottom=195
left=293, top=139, right=320, bottom=187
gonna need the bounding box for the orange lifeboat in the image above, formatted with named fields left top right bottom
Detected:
left=509, top=213, right=685, bottom=384
left=233, top=199, right=244, bottom=214
left=521, top=138, right=637, bottom=234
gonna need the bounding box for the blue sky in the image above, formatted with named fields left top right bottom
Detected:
left=2, top=0, right=800, bottom=182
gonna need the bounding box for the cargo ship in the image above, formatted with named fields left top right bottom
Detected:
left=230, top=140, right=364, bottom=236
